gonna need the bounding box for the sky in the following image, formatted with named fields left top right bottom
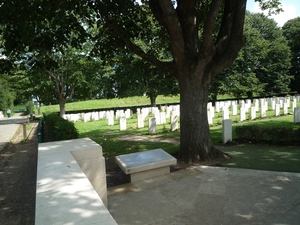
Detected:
left=246, top=0, right=300, bottom=27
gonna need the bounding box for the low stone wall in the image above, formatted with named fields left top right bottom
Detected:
left=36, top=138, right=117, bottom=225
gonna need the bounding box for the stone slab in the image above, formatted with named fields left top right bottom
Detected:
left=36, top=138, right=117, bottom=225
left=115, top=149, right=177, bottom=180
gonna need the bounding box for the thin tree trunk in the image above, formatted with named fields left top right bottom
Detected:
left=149, top=93, right=157, bottom=107
left=59, top=100, right=66, bottom=118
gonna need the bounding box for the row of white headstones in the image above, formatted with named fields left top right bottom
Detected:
left=63, top=96, right=300, bottom=134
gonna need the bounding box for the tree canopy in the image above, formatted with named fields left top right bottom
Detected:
left=282, top=17, right=300, bottom=94
left=212, top=11, right=291, bottom=99
left=0, top=0, right=282, bottom=163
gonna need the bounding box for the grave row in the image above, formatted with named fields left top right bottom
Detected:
left=63, top=96, right=300, bottom=134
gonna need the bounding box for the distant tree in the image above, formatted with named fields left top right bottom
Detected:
left=248, top=13, right=292, bottom=95
left=213, top=12, right=291, bottom=99
left=0, top=75, right=15, bottom=114
left=282, top=17, right=300, bottom=94
left=27, top=46, right=103, bottom=117
left=110, top=53, right=178, bottom=106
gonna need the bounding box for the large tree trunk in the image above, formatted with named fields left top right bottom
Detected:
left=177, top=70, right=224, bottom=164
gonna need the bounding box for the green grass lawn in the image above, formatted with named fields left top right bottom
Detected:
left=75, top=112, right=300, bottom=172
left=221, top=144, right=300, bottom=173
left=38, top=96, right=300, bottom=173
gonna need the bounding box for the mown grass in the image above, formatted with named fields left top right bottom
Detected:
left=42, top=95, right=180, bottom=113
left=40, top=96, right=300, bottom=173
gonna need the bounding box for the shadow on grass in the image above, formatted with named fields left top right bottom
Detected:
left=221, top=144, right=300, bottom=173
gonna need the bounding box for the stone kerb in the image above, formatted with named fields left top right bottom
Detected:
left=36, top=138, right=117, bottom=225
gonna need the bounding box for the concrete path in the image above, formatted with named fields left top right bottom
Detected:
left=108, top=166, right=300, bottom=225
left=0, top=112, right=28, bottom=152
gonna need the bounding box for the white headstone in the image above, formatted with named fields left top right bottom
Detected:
left=222, top=119, right=232, bottom=144
left=148, top=118, right=156, bottom=134
left=275, top=104, right=280, bottom=116
left=222, top=108, right=229, bottom=120
left=107, top=115, right=114, bottom=126
left=160, top=112, right=166, bottom=124
left=155, top=112, right=161, bottom=125
left=232, top=104, right=237, bottom=116
left=240, top=107, right=246, bottom=122
left=283, top=103, right=288, bottom=115
left=292, top=102, right=296, bottom=113
left=250, top=107, right=256, bottom=120
left=294, top=108, right=300, bottom=123
left=119, top=116, right=126, bottom=131
left=215, top=102, right=220, bottom=113
left=207, top=111, right=213, bottom=125
left=125, top=109, right=131, bottom=119
left=137, top=113, right=144, bottom=128
left=84, top=113, right=91, bottom=122
left=170, top=115, right=178, bottom=131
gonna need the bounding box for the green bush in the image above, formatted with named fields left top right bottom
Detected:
left=235, top=125, right=300, bottom=144
left=26, top=101, right=35, bottom=114
left=44, top=112, right=79, bottom=141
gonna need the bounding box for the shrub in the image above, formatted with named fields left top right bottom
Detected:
left=234, top=125, right=300, bottom=145
left=44, top=112, right=79, bottom=141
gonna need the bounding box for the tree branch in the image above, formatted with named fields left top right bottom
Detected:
left=149, top=0, right=185, bottom=72
left=210, top=0, right=247, bottom=77
left=201, top=0, right=223, bottom=58
left=107, top=17, right=175, bottom=74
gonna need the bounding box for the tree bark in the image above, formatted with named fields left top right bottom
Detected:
left=59, top=100, right=66, bottom=118
left=149, top=93, right=157, bottom=107
left=177, top=69, right=224, bottom=163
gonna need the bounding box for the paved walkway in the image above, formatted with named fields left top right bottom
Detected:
left=108, top=166, right=300, bottom=225
left=0, top=112, right=28, bottom=152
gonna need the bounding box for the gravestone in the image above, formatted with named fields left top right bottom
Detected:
left=294, top=108, right=300, bottom=123
left=250, top=107, right=256, bottom=120
left=119, top=116, right=126, bottom=131
left=260, top=105, right=266, bottom=118
left=137, top=113, right=144, bottom=128
left=215, top=102, right=220, bottom=113
left=222, top=108, right=229, bottom=120
left=222, top=119, right=232, bottom=144
left=275, top=104, right=280, bottom=116
left=232, top=104, right=237, bottom=116
left=92, top=112, right=99, bottom=121
left=160, top=112, right=166, bottom=124
left=170, top=114, right=178, bottom=131
left=155, top=112, right=161, bottom=125
left=271, top=100, right=276, bottom=110
left=84, top=113, right=91, bottom=122
left=125, top=109, right=131, bottom=119
left=254, top=99, right=259, bottom=111
left=240, top=107, right=246, bottom=122
left=148, top=118, right=156, bottom=134
left=210, top=105, right=215, bottom=118
left=207, top=111, right=213, bottom=125
left=283, top=103, right=288, bottom=115
left=107, top=114, right=114, bottom=126
left=292, top=102, right=296, bottom=113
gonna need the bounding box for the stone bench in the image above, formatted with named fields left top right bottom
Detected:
left=36, top=138, right=117, bottom=225
left=115, top=149, right=177, bottom=182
